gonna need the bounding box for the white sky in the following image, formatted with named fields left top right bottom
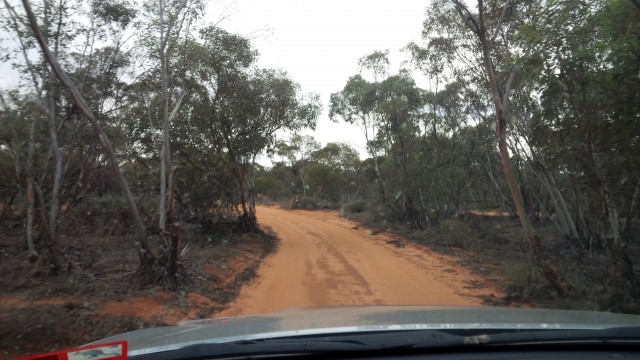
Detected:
left=206, top=0, right=429, bottom=159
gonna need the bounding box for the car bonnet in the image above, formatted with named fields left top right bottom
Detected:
left=93, top=305, right=640, bottom=356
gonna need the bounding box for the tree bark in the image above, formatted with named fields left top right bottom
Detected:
left=26, top=177, right=37, bottom=260
left=622, top=177, right=640, bottom=238
left=156, top=0, right=189, bottom=232
left=166, top=165, right=180, bottom=287
left=25, top=113, right=38, bottom=260
left=249, top=157, right=258, bottom=219
left=482, top=29, right=572, bottom=295
left=33, top=180, right=60, bottom=274
left=157, top=0, right=169, bottom=231
left=45, top=89, right=63, bottom=250
left=158, top=46, right=170, bottom=232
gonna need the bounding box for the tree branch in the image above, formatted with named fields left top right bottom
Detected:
left=168, top=88, right=187, bottom=123
left=502, top=66, right=517, bottom=111
left=492, top=0, right=512, bottom=43
left=451, top=0, right=481, bottom=36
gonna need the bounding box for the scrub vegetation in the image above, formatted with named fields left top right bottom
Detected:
left=0, top=0, right=639, bottom=356
left=257, top=0, right=640, bottom=310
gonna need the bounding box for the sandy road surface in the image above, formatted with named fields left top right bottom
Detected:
left=219, top=206, right=497, bottom=317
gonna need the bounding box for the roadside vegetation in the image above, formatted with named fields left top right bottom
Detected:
left=255, top=0, right=640, bottom=312
left=0, top=0, right=319, bottom=284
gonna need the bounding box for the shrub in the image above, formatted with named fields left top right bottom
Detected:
left=438, top=218, right=476, bottom=248
left=296, top=196, right=318, bottom=210
left=345, top=200, right=368, bottom=213
left=502, top=262, right=536, bottom=293
left=85, top=195, right=126, bottom=210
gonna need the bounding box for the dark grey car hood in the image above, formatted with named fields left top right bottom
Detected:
left=95, top=306, right=640, bottom=356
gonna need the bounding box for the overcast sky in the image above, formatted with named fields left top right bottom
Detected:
left=207, top=0, right=428, bottom=158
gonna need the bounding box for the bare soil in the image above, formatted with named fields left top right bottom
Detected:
left=219, top=205, right=500, bottom=316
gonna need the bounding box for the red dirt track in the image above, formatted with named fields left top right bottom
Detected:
left=219, top=205, right=498, bottom=316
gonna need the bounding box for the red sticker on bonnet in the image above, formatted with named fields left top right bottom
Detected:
left=18, top=341, right=127, bottom=360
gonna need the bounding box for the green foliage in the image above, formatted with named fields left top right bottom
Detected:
left=85, top=195, right=126, bottom=210
left=296, top=196, right=318, bottom=210
left=181, top=31, right=320, bottom=224
left=437, top=219, right=475, bottom=248
left=345, top=200, right=368, bottom=214
left=173, top=150, right=238, bottom=223
left=502, top=261, right=535, bottom=293
left=515, top=0, right=640, bottom=242
left=329, top=75, right=377, bottom=130
left=91, top=0, right=137, bottom=27
left=257, top=139, right=364, bottom=206
left=0, top=0, right=322, bottom=259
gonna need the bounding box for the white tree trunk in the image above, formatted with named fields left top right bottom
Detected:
left=46, top=92, right=63, bottom=245
left=25, top=114, right=38, bottom=259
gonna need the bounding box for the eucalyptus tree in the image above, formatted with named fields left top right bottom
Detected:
left=330, top=72, right=388, bottom=208
left=0, top=91, right=40, bottom=259
left=208, top=69, right=320, bottom=229
left=275, top=134, right=321, bottom=197
left=17, top=0, right=161, bottom=278
left=1, top=0, right=138, bottom=270
left=330, top=51, right=397, bottom=205
left=522, top=0, right=640, bottom=243
left=1, top=0, right=80, bottom=270
left=138, top=0, right=203, bottom=232
left=329, top=75, right=378, bottom=152
left=374, top=73, right=424, bottom=228
left=13, top=0, right=209, bottom=286
left=309, top=142, right=361, bottom=203
left=409, top=0, right=573, bottom=292
left=255, top=160, right=298, bottom=201
left=177, top=27, right=320, bottom=230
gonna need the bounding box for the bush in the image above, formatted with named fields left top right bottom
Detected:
left=502, top=261, right=536, bottom=293
left=296, top=196, right=318, bottom=210
left=316, top=199, right=339, bottom=209
left=437, top=219, right=476, bottom=248
left=85, top=195, right=126, bottom=210
left=345, top=200, right=368, bottom=213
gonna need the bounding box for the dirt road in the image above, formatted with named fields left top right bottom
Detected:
left=218, top=205, right=498, bottom=317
